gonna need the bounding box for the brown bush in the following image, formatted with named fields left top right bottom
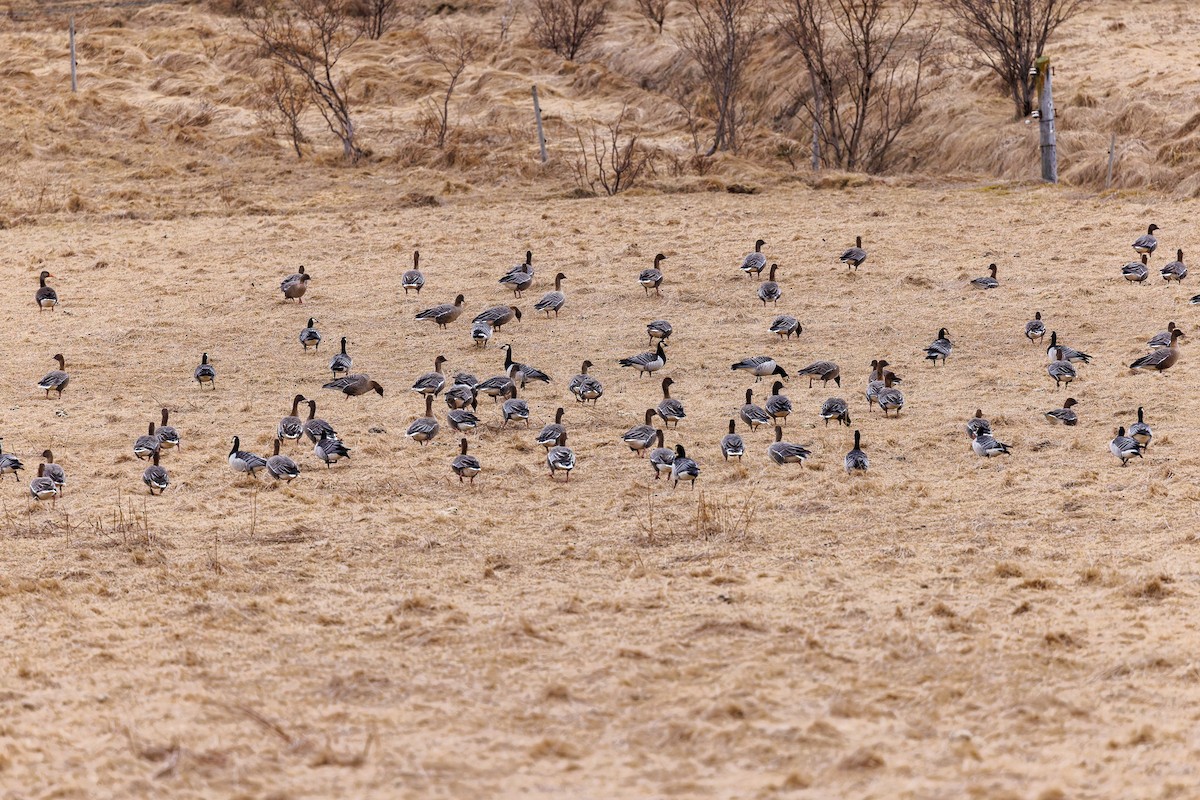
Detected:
left=529, top=0, right=609, bottom=61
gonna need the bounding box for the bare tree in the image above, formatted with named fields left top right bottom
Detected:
left=635, top=0, right=669, bottom=33
left=420, top=24, right=480, bottom=149
left=349, top=0, right=399, bottom=39
left=243, top=0, right=365, bottom=162
left=778, top=0, right=939, bottom=173
left=678, top=0, right=759, bottom=155
left=941, top=0, right=1088, bottom=118
left=574, top=105, right=653, bottom=195
left=529, top=0, right=609, bottom=61
left=257, top=65, right=311, bottom=158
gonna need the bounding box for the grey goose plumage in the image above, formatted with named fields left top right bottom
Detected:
left=142, top=452, right=170, bottom=494
left=323, top=373, right=385, bottom=397
left=472, top=305, right=522, bottom=330
left=844, top=430, right=868, bottom=474
left=401, top=250, right=425, bottom=295
left=314, top=432, right=351, bottom=466
left=1147, top=322, right=1178, bottom=349
left=1129, top=329, right=1184, bottom=373
left=819, top=397, right=850, bottom=427
left=1110, top=427, right=1142, bottom=466
left=280, top=265, right=310, bottom=303
left=797, top=360, right=840, bottom=388
left=720, top=420, right=745, bottom=461
left=1025, top=312, right=1045, bottom=344
left=924, top=329, right=952, bottom=364
left=536, top=407, right=567, bottom=448
left=876, top=373, right=904, bottom=417
left=740, top=239, right=766, bottom=277
left=971, top=263, right=999, bottom=289
left=448, top=401, right=481, bottom=433
left=1132, top=224, right=1159, bottom=256
left=840, top=236, right=867, bottom=271
left=623, top=409, right=658, bottom=456
left=36, top=270, right=58, bottom=310
left=40, top=450, right=66, bottom=493
left=965, top=409, right=991, bottom=439
left=1045, top=331, right=1092, bottom=363
left=534, top=272, right=567, bottom=317
left=1161, top=249, right=1187, bottom=282
left=765, top=381, right=792, bottom=423
left=412, top=355, right=448, bottom=397
left=731, top=355, right=788, bottom=382
left=770, top=315, right=801, bottom=339
left=415, top=294, right=466, bottom=328
left=758, top=263, right=781, bottom=306
left=157, top=408, right=181, bottom=450
left=646, top=319, right=673, bottom=345
left=37, top=354, right=69, bottom=399
left=670, top=445, right=699, bottom=489
left=1047, top=348, right=1077, bottom=388
left=407, top=395, right=440, bottom=444
left=304, top=400, right=338, bottom=444
left=475, top=374, right=516, bottom=403
left=500, top=343, right=551, bottom=387
left=228, top=437, right=267, bottom=476
left=639, top=254, right=666, bottom=297
left=546, top=432, right=576, bottom=481
left=1044, top=398, right=1078, bottom=426
left=970, top=431, right=1011, bottom=457
left=266, top=439, right=301, bottom=482
left=133, top=422, right=162, bottom=460
left=278, top=394, right=307, bottom=441
left=620, top=342, right=667, bottom=376
left=501, top=385, right=530, bottom=428
left=451, top=437, right=482, bottom=483
left=767, top=426, right=810, bottom=466
left=1122, top=254, right=1149, bottom=283
left=569, top=360, right=604, bottom=405
left=648, top=429, right=674, bottom=479
left=656, top=377, right=685, bottom=428
left=195, top=352, right=216, bottom=389
left=329, top=337, right=352, bottom=377
left=740, top=389, right=771, bottom=431
left=471, top=320, right=493, bottom=347
left=499, top=251, right=535, bottom=297
left=30, top=464, right=58, bottom=503
left=0, top=439, right=23, bottom=482
left=1128, top=406, right=1152, bottom=450
left=299, top=317, right=322, bottom=351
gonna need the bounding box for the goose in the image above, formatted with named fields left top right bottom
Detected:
left=406, top=395, right=439, bottom=444
left=767, top=426, right=810, bottom=466
left=1045, top=332, right=1092, bottom=364
left=1129, top=329, right=1184, bottom=373
left=758, top=264, right=781, bottom=306
left=329, top=338, right=352, bottom=377
left=670, top=445, right=699, bottom=489
left=476, top=374, right=516, bottom=403
left=35, top=270, right=58, bottom=310
left=451, top=438, right=482, bottom=483
left=865, top=369, right=899, bottom=411
left=501, top=385, right=530, bottom=428
left=924, top=329, right=952, bottom=364
left=323, top=374, right=384, bottom=398
left=720, top=420, right=745, bottom=461
left=448, top=401, right=480, bottom=433
left=646, top=319, right=673, bottom=345
left=415, top=294, right=466, bottom=328
left=770, top=315, right=802, bottom=339
left=536, top=407, right=567, bottom=448
left=819, top=397, right=850, bottom=427
left=546, top=432, right=575, bottom=481
left=731, top=355, right=788, bottom=382
left=1123, top=254, right=1149, bottom=283
left=740, top=388, right=771, bottom=430
left=648, top=430, right=675, bottom=479
left=1047, top=348, right=1077, bottom=388
left=656, top=377, right=686, bottom=428
left=280, top=265, right=310, bottom=303
left=133, top=422, right=162, bottom=460
left=1044, top=398, right=1078, bottom=426
left=844, top=430, right=869, bottom=473
left=619, top=342, right=667, bottom=376
left=499, top=251, right=535, bottom=296
left=142, top=452, right=170, bottom=494
left=412, top=355, right=448, bottom=397
left=970, top=430, right=1011, bottom=457
left=500, top=343, right=551, bottom=386
left=639, top=254, right=666, bottom=297
left=868, top=359, right=901, bottom=383
left=1132, top=224, right=1160, bottom=256
left=37, top=354, right=69, bottom=399
left=965, top=409, right=991, bottom=439
left=1129, top=407, right=1152, bottom=450
left=303, top=400, right=338, bottom=444
left=797, top=360, right=840, bottom=388
left=1025, top=312, right=1045, bottom=344
left=453, top=372, right=479, bottom=389
left=568, top=360, right=604, bottom=405
left=622, top=410, right=658, bottom=456
left=971, top=263, right=999, bottom=289
left=444, top=382, right=477, bottom=410
left=534, top=273, right=567, bottom=317
left=765, top=381, right=792, bottom=423
left=471, top=320, right=493, bottom=347
left=472, top=305, right=522, bottom=330
left=30, top=464, right=58, bottom=503
left=1110, top=427, right=1142, bottom=466
left=35, top=451, right=64, bottom=499
left=1148, top=322, right=1178, bottom=349
left=314, top=431, right=351, bottom=466
left=153, top=408, right=181, bottom=450
left=266, top=439, right=301, bottom=482
left=194, top=352, right=215, bottom=389
left=1161, top=249, right=1187, bottom=282
left=0, top=439, right=24, bottom=481
left=278, top=394, right=307, bottom=441
left=1189, top=294, right=1200, bottom=305
left=401, top=250, right=425, bottom=295
left=839, top=236, right=867, bottom=271
left=740, top=239, right=767, bottom=277
left=228, top=437, right=267, bottom=476
left=876, top=373, right=904, bottom=417
left=299, top=318, right=322, bottom=351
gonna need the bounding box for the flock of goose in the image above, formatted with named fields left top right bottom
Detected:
left=2, top=222, right=1189, bottom=503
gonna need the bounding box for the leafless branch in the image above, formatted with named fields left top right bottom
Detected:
left=529, top=0, right=609, bottom=60
left=677, top=0, right=760, bottom=155
left=420, top=24, right=480, bottom=149
left=574, top=105, right=653, bottom=195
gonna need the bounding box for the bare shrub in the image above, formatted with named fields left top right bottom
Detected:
left=529, top=0, right=609, bottom=61
left=420, top=24, right=481, bottom=149
left=678, top=0, right=760, bottom=155
left=635, top=0, right=669, bottom=33
left=778, top=0, right=939, bottom=173
left=941, top=0, right=1089, bottom=118
left=349, top=0, right=399, bottom=39
left=573, top=105, right=652, bottom=195
left=256, top=65, right=311, bottom=158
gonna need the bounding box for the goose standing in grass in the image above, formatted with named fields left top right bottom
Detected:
left=299, top=318, right=322, bottom=351
left=323, top=373, right=384, bottom=398
left=476, top=374, right=516, bottom=403
left=670, top=445, right=699, bottom=488
left=453, top=372, right=478, bottom=390
left=304, top=400, right=337, bottom=444
left=758, top=264, right=781, bottom=306
left=1123, top=254, right=1149, bottom=283
left=501, top=385, right=530, bottom=428
left=770, top=315, right=802, bottom=339
left=536, top=408, right=567, bottom=448
left=840, top=236, right=867, bottom=271
left=157, top=408, right=181, bottom=450
left=970, top=430, right=1011, bottom=457
left=142, top=452, right=170, bottom=494
left=1110, top=427, right=1143, bottom=466
left=877, top=373, right=904, bottom=417
left=500, top=343, right=551, bottom=387
left=546, top=432, right=575, bottom=481
left=646, top=319, right=672, bottom=346
left=280, top=265, right=310, bottom=303
left=1045, top=331, right=1092, bottom=363
left=623, top=410, right=658, bottom=456
left=620, top=342, right=667, bottom=376
left=133, top=422, right=162, bottom=461
left=499, top=252, right=534, bottom=297
left=740, top=239, right=767, bottom=277
left=656, top=377, right=686, bottom=428
left=648, top=430, right=674, bottom=479
left=535, top=273, right=567, bottom=317
left=766, top=381, right=792, bottom=424
left=1189, top=293, right=1200, bottom=305
left=868, top=359, right=900, bottom=383
left=407, top=395, right=439, bottom=444
left=37, top=354, right=69, bottom=399
left=415, top=294, right=466, bottom=328
left=820, top=397, right=851, bottom=427
left=278, top=394, right=307, bottom=442
left=1047, top=348, right=1077, bottom=388
left=36, top=453, right=63, bottom=499
left=731, top=355, right=788, bottom=382
left=720, top=420, right=745, bottom=461
left=1133, top=224, right=1160, bottom=256
left=569, top=360, right=604, bottom=405
left=401, top=250, right=425, bottom=295
left=971, top=264, right=999, bottom=289
left=451, top=438, right=482, bottom=483
left=471, top=320, right=493, bottom=347
left=740, top=389, right=771, bottom=431
left=0, top=439, right=23, bottom=482
left=638, top=254, right=666, bottom=297
left=329, top=337, right=352, bottom=377
left=266, top=439, right=301, bottom=482
left=472, top=304, right=522, bottom=331
left=35, top=270, right=58, bottom=310
left=30, top=464, right=58, bottom=503
left=444, top=381, right=476, bottom=410
left=1161, top=249, right=1187, bottom=282
left=228, top=437, right=267, bottom=477
left=845, top=430, right=868, bottom=474
left=965, top=409, right=991, bottom=439
left=797, top=360, right=840, bottom=388
left=1025, top=312, right=1046, bottom=344
left=194, top=352, right=216, bottom=389
left=314, top=431, right=351, bottom=466
left=767, top=426, right=810, bottom=466
left=447, top=400, right=480, bottom=433
left=1129, top=329, right=1184, bottom=373
left=1044, top=398, right=1079, bottom=426
left=1148, top=322, right=1178, bottom=349
left=924, top=329, right=953, bottom=364
left=1129, top=407, right=1152, bottom=451
left=412, top=355, right=448, bottom=397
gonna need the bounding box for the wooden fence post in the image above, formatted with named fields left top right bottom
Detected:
left=1035, top=56, right=1056, bottom=183
left=1106, top=132, right=1116, bottom=190
left=531, top=85, right=547, bottom=164
left=69, top=16, right=77, bottom=93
